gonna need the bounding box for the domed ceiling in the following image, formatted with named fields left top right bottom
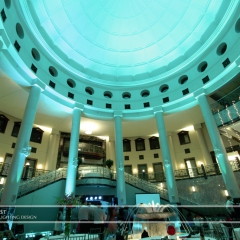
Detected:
left=26, top=0, right=226, bottom=85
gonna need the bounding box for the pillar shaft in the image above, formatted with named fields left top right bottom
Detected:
left=167, top=132, right=177, bottom=170
left=114, top=115, right=126, bottom=205
left=197, top=94, right=240, bottom=197
left=45, top=132, right=59, bottom=170
left=65, top=108, right=81, bottom=196
left=155, top=111, right=179, bottom=203
left=194, top=124, right=212, bottom=165
left=1, top=85, right=41, bottom=205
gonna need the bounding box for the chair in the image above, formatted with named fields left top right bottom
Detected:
left=0, top=231, right=4, bottom=240
left=89, top=228, right=102, bottom=234
left=207, top=223, right=230, bottom=240
left=89, top=228, right=102, bottom=240
left=69, top=235, right=86, bottom=240
left=123, top=231, right=128, bottom=240
left=17, top=233, right=26, bottom=240
left=5, top=230, right=16, bottom=240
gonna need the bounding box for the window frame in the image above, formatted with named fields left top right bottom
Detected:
left=149, top=136, right=160, bottom=150
left=0, top=114, right=9, bottom=134
left=135, top=138, right=145, bottom=151
left=11, top=122, right=21, bottom=137
left=123, top=139, right=131, bottom=152
left=178, top=131, right=191, bottom=145
left=30, top=127, right=44, bottom=144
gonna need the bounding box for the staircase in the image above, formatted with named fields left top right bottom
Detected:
left=15, top=166, right=198, bottom=207
left=18, top=168, right=67, bottom=197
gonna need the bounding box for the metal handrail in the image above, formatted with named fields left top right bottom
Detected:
left=18, top=168, right=67, bottom=197
left=1, top=160, right=239, bottom=189
left=210, top=85, right=240, bottom=114
left=0, top=161, right=239, bottom=203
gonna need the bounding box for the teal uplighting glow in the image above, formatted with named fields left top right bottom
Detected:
left=25, top=0, right=226, bottom=82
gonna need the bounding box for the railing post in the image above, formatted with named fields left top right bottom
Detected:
left=201, top=164, right=207, bottom=179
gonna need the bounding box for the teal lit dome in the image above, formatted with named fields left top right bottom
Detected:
left=26, top=0, right=227, bottom=85
left=1, top=0, right=239, bottom=122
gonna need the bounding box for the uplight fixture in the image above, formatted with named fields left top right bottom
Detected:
left=85, top=130, right=92, bottom=134
left=224, top=190, right=229, bottom=196
left=192, top=186, right=196, bottom=192
left=37, top=164, right=43, bottom=169
left=0, top=178, right=4, bottom=184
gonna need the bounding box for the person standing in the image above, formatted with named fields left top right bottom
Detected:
left=53, top=208, right=63, bottom=235
left=107, top=207, right=118, bottom=235
left=71, top=206, right=79, bottom=233
left=77, top=199, right=89, bottom=233
left=226, top=196, right=236, bottom=218
left=93, top=202, right=106, bottom=240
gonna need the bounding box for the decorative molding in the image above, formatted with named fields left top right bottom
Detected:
left=22, top=146, right=32, bottom=157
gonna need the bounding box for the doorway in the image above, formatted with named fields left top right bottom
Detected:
left=0, top=153, right=12, bottom=175
left=124, top=165, right=132, bottom=175
left=2, top=154, right=37, bottom=179
left=153, top=162, right=164, bottom=182
left=24, top=158, right=37, bottom=179
left=184, top=158, right=198, bottom=177
left=137, top=164, right=148, bottom=181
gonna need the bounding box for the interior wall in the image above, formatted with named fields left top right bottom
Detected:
left=15, top=180, right=66, bottom=233
left=0, top=111, right=51, bottom=169
left=0, top=110, right=239, bottom=175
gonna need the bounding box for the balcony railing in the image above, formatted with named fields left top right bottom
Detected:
left=210, top=86, right=240, bottom=114
left=1, top=160, right=239, bottom=184
left=1, top=163, right=238, bottom=206
left=63, top=143, right=105, bottom=159
left=0, top=163, right=51, bottom=180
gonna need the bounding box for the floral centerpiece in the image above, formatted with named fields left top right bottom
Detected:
left=56, top=193, right=80, bottom=237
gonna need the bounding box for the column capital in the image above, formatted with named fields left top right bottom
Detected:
left=74, top=103, right=84, bottom=111
left=193, top=88, right=206, bottom=99
left=51, top=128, right=60, bottom=135
left=114, top=111, right=122, bottom=117
left=32, top=79, right=46, bottom=91
left=194, top=123, right=203, bottom=130
left=153, top=106, right=163, bottom=114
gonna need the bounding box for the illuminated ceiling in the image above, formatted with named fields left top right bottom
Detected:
left=0, top=0, right=240, bottom=136
left=26, top=0, right=225, bottom=84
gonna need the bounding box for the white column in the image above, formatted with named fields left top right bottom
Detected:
left=154, top=110, right=179, bottom=203
left=45, top=130, right=59, bottom=170
left=114, top=113, right=126, bottom=205
left=65, top=108, right=82, bottom=196
left=196, top=94, right=240, bottom=198
left=167, top=132, right=177, bottom=170
left=194, top=124, right=212, bottom=165
left=0, top=40, right=3, bottom=51
left=1, top=85, right=41, bottom=205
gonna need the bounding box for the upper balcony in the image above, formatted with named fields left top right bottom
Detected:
left=211, top=85, right=240, bottom=129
